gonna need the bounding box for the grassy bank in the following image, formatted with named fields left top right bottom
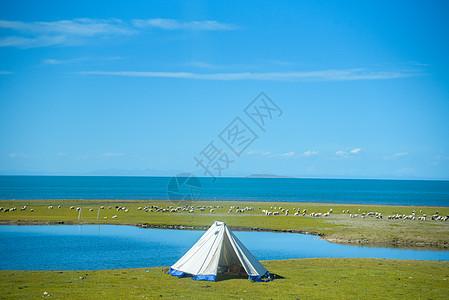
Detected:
left=1, top=199, right=448, bottom=249
left=1, top=258, right=448, bottom=299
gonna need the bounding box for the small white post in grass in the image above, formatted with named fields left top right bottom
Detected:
left=78, top=207, right=101, bottom=220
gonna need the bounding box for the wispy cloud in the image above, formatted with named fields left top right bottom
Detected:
left=246, top=150, right=294, bottom=158
left=185, top=61, right=218, bottom=69
left=78, top=69, right=418, bottom=81
left=0, top=18, right=134, bottom=48
left=42, top=56, right=122, bottom=65
left=0, top=18, right=236, bottom=48
left=9, top=152, right=33, bottom=158
left=132, top=19, right=236, bottom=30
left=246, top=150, right=271, bottom=156
left=302, top=150, right=319, bottom=157
left=350, top=148, right=361, bottom=154
left=278, top=151, right=295, bottom=158
left=383, top=152, right=408, bottom=160
left=336, top=148, right=362, bottom=158
left=100, top=152, right=124, bottom=158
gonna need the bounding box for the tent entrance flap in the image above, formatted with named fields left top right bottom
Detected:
left=168, top=221, right=269, bottom=282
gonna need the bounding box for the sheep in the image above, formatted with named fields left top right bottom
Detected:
left=30, top=209, right=34, bottom=212
left=0, top=207, right=3, bottom=212
left=48, top=206, right=53, bottom=209
left=273, top=211, right=279, bottom=216
left=70, top=206, right=75, bottom=210
left=303, top=209, right=307, bottom=213
left=112, top=215, right=117, bottom=218
left=58, top=205, right=62, bottom=208
left=21, top=206, right=27, bottom=211
left=329, top=208, right=333, bottom=213
left=124, top=209, right=129, bottom=213
left=285, top=210, right=289, bottom=216
left=342, top=210, right=345, bottom=214
left=137, top=207, right=142, bottom=210
left=100, top=206, right=104, bottom=209
left=210, top=209, right=214, bottom=213
left=89, top=208, right=93, bottom=212
left=108, top=206, right=112, bottom=209
left=76, top=207, right=81, bottom=211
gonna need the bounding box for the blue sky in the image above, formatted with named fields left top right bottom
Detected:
left=0, top=0, right=448, bottom=179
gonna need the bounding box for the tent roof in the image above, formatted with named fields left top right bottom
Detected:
left=169, top=221, right=268, bottom=281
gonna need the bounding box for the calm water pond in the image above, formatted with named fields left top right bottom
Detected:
left=0, top=225, right=448, bottom=270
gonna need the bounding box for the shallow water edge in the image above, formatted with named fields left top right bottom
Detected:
left=1, top=219, right=447, bottom=251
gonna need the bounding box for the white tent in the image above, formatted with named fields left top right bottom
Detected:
left=168, top=221, right=270, bottom=282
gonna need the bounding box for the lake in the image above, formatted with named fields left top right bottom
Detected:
left=0, top=225, right=448, bottom=271
left=1, top=175, right=448, bottom=206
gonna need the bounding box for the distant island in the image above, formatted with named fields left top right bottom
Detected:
left=246, top=173, right=296, bottom=178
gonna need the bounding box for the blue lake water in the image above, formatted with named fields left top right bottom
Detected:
left=0, top=225, right=448, bottom=271
left=1, top=175, right=449, bottom=206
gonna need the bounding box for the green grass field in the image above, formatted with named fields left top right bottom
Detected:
left=1, top=199, right=449, bottom=299
left=1, top=258, right=448, bottom=299
left=1, top=199, right=448, bottom=248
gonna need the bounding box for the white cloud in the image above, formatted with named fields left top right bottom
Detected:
left=76, top=155, right=90, bottom=160
left=246, top=150, right=271, bottom=156
left=302, top=150, right=319, bottom=157
left=350, top=148, right=361, bottom=154
left=43, top=59, right=64, bottom=65
left=79, top=69, right=417, bottom=81
left=246, top=150, right=294, bottom=158
left=336, top=148, right=361, bottom=158
left=43, top=56, right=123, bottom=65
left=335, top=150, right=347, bottom=157
left=132, top=19, right=236, bottom=30
left=9, top=152, right=31, bottom=158
left=0, top=18, right=236, bottom=48
left=56, top=152, right=67, bottom=157
left=279, top=151, right=295, bottom=157
left=383, top=152, right=408, bottom=160
left=100, top=152, right=124, bottom=158
left=186, top=61, right=218, bottom=69
left=0, top=18, right=134, bottom=48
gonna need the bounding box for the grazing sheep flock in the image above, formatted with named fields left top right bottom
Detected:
left=1, top=202, right=447, bottom=224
